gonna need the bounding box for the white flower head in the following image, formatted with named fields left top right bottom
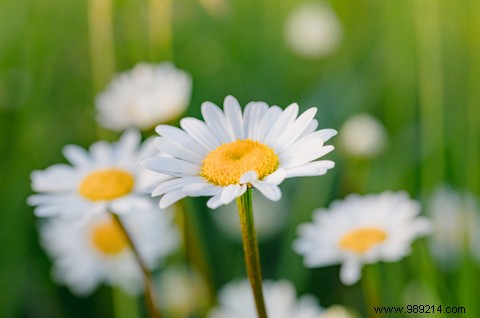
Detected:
left=155, top=266, right=209, bottom=317
left=96, top=62, right=192, bottom=131
left=211, top=191, right=289, bottom=241
left=293, top=192, right=432, bottom=285
left=39, top=209, right=179, bottom=296
left=28, top=130, right=162, bottom=219
left=320, top=305, right=358, bottom=318
left=208, top=279, right=323, bottom=318
left=427, top=185, right=480, bottom=268
left=141, top=95, right=336, bottom=209
left=339, top=113, right=387, bottom=158
left=285, top=2, right=342, bottom=58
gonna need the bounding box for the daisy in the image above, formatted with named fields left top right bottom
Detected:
left=285, top=2, right=342, bottom=58
left=39, top=208, right=179, bottom=295
left=95, top=62, right=192, bottom=131
left=208, top=279, right=323, bottom=318
left=28, top=129, right=162, bottom=219
left=293, top=191, right=432, bottom=285
left=338, top=113, right=387, bottom=158
left=141, top=95, right=336, bottom=209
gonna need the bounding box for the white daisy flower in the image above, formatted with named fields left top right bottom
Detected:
left=427, top=186, right=479, bottom=268
left=28, top=130, right=162, bottom=219
left=155, top=266, right=209, bottom=317
left=285, top=2, right=342, bottom=58
left=293, top=192, right=432, bottom=285
left=39, top=208, right=179, bottom=295
left=338, top=113, right=387, bottom=158
left=141, top=95, right=336, bottom=209
left=208, top=279, right=323, bottom=318
left=95, top=62, right=192, bottom=131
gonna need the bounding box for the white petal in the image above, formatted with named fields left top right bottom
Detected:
left=154, top=137, right=204, bottom=164
left=155, top=125, right=209, bottom=156
left=182, top=183, right=223, bottom=196
left=223, top=95, right=245, bottom=139
left=340, top=259, right=362, bottom=285
left=116, top=129, right=141, bottom=157
left=207, top=193, right=224, bottom=209
left=251, top=180, right=281, bottom=201
left=274, top=107, right=317, bottom=152
left=264, top=103, right=299, bottom=145
left=255, top=106, right=283, bottom=141
left=62, top=145, right=90, bottom=168
left=281, top=145, right=335, bottom=169
left=151, top=177, right=204, bottom=196
left=159, top=191, right=187, bottom=209
left=243, top=101, right=269, bottom=139
left=89, top=141, right=112, bottom=166
left=284, top=160, right=335, bottom=178
left=141, top=157, right=200, bottom=176
left=201, top=101, right=234, bottom=143
left=299, top=119, right=318, bottom=139
left=262, top=168, right=285, bottom=185
left=221, top=184, right=247, bottom=204
left=240, top=171, right=258, bottom=184
left=180, top=117, right=221, bottom=150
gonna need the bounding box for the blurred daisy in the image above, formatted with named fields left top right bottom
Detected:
left=155, top=266, right=209, bottom=317
left=427, top=186, right=479, bottom=268
left=141, top=95, right=336, bottom=209
left=28, top=130, right=161, bottom=219
left=293, top=192, right=432, bottom=285
left=211, top=191, right=289, bottom=241
left=39, top=208, right=179, bottom=295
left=208, top=279, right=323, bottom=318
left=96, top=62, right=192, bottom=131
left=285, top=2, right=342, bottom=58
left=338, top=113, right=387, bottom=158
left=320, top=305, right=358, bottom=318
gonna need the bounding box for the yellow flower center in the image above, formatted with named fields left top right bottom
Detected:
left=201, top=139, right=279, bottom=186
left=339, top=227, right=387, bottom=253
left=90, top=219, right=128, bottom=255
left=78, top=168, right=134, bottom=201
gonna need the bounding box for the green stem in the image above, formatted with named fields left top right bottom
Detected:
left=362, top=264, right=382, bottom=318
left=236, top=189, right=268, bottom=318
left=111, top=213, right=162, bottom=318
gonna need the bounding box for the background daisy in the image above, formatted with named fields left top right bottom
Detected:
left=142, top=95, right=336, bottom=209
left=208, top=279, right=323, bottom=318
left=28, top=130, right=161, bottom=219
left=293, top=192, right=432, bottom=285
left=95, top=62, right=192, bottom=131
left=39, top=208, right=179, bottom=295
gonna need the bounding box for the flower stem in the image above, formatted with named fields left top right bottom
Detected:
left=236, top=189, right=268, bottom=318
left=111, top=213, right=162, bottom=318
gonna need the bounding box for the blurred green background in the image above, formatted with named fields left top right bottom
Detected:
left=1, top=0, right=480, bottom=317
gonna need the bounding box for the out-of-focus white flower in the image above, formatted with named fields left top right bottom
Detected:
left=338, top=114, right=387, bottom=158
left=427, top=186, right=480, bottom=268
left=320, top=305, right=358, bottom=318
left=155, top=266, right=209, bottom=317
left=208, top=279, right=323, bottom=318
left=96, top=62, right=192, bottom=131
left=211, top=190, right=288, bottom=241
left=294, top=192, right=432, bottom=285
left=285, top=2, right=342, bottom=58
left=28, top=130, right=165, bottom=220
left=141, top=95, right=336, bottom=209
left=39, top=209, right=179, bottom=296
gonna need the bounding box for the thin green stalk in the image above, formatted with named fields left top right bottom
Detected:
left=362, top=265, right=382, bottom=318
left=111, top=213, right=162, bottom=318
left=236, top=189, right=268, bottom=318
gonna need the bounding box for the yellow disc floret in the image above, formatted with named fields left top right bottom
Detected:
left=339, top=227, right=387, bottom=254
left=79, top=168, right=134, bottom=201
left=201, top=139, right=279, bottom=186
left=90, top=219, right=128, bottom=255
